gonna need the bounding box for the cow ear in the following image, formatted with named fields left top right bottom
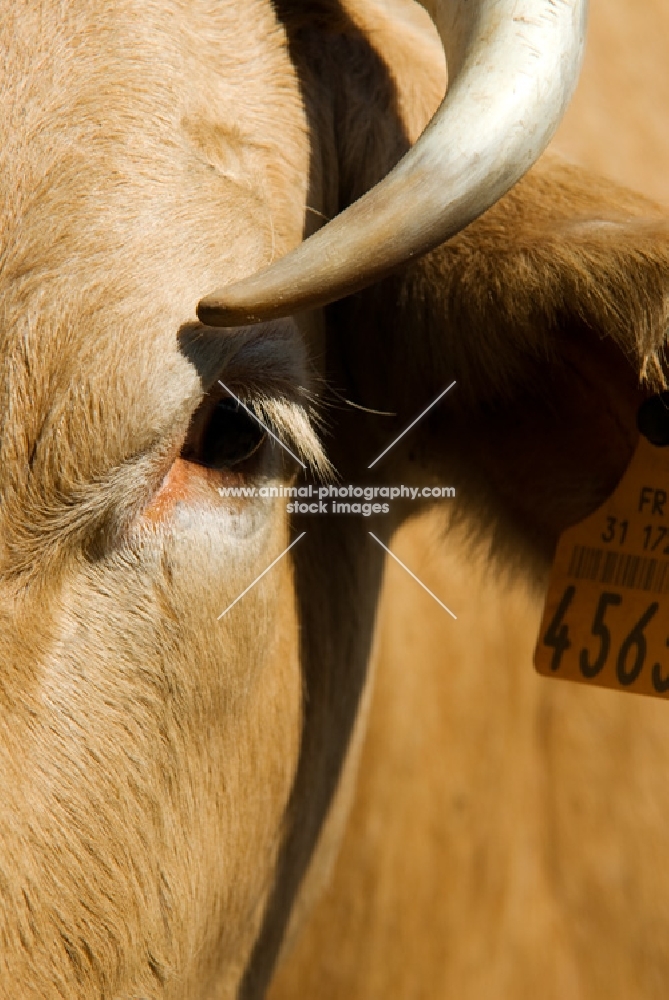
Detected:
left=328, top=160, right=669, bottom=572
left=439, top=161, right=669, bottom=394
left=351, top=160, right=669, bottom=402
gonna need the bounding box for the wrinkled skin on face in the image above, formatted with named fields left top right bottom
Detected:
left=2, top=1, right=669, bottom=999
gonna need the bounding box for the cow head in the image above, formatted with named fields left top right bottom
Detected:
left=2, top=1, right=669, bottom=997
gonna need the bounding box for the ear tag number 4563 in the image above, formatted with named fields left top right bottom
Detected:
left=535, top=394, right=669, bottom=699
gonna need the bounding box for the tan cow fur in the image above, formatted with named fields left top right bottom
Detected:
left=3, top=1, right=669, bottom=999
left=0, top=3, right=316, bottom=996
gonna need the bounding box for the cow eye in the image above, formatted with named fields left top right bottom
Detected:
left=183, top=396, right=266, bottom=469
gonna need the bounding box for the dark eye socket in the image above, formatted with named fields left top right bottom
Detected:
left=182, top=396, right=267, bottom=470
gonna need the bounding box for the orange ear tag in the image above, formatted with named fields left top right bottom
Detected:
left=535, top=394, right=669, bottom=699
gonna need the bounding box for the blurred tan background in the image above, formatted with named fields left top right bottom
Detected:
left=269, top=3, right=669, bottom=997
left=553, top=0, right=669, bottom=205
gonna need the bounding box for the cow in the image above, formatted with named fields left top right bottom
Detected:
left=2, top=1, right=669, bottom=998
left=266, top=5, right=669, bottom=1000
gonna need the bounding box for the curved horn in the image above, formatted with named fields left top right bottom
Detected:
left=198, top=0, right=588, bottom=327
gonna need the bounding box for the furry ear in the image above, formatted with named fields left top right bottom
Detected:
left=425, top=160, right=669, bottom=399
left=328, top=158, right=669, bottom=577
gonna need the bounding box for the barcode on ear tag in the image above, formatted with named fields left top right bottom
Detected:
left=534, top=433, right=669, bottom=699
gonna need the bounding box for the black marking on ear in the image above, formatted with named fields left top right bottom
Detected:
left=638, top=393, right=669, bottom=447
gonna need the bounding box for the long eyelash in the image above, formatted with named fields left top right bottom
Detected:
left=243, top=395, right=333, bottom=480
